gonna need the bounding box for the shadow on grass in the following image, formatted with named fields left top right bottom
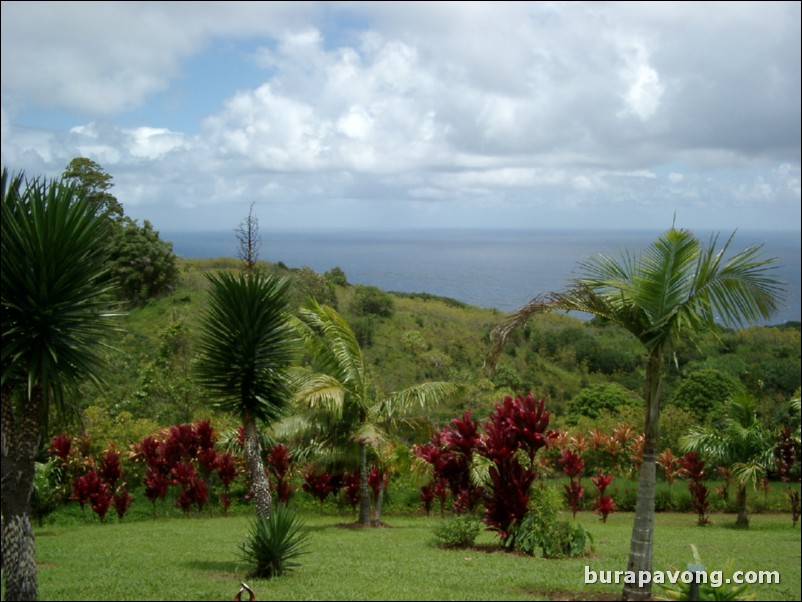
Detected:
left=186, top=559, right=244, bottom=575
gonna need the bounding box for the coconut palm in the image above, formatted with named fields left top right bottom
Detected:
left=195, top=271, right=300, bottom=520
left=292, top=300, right=460, bottom=526
left=681, top=394, right=772, bottom=528
left=489, top=227, right=784, bottom=601
left=2, top=168, right=118, bottom=601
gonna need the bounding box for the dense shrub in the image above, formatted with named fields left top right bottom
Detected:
left=432, top=514, right=482, bottom=548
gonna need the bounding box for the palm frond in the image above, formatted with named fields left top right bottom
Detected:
left=380, top=382, right=462, bottom=420
left=2, top=168, right=119, bottom=415
left=195, top=271, right=300, bottom=423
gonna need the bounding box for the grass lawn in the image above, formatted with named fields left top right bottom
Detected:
left=25, top=510, right=801, bottom=601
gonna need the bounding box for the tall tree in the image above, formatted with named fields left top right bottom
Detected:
left=62, top=157, right=124, bottom=220
left=489, top=227, right=784, bottom=600
left=681, top=394, right=773, bottom=528
left=195, top=272, right=299, bottom=520
left=1, top=168, right=118, bottom=601
left=62, top=157, right=178, bottom=304
left=292, top=300, right=459, bottom=526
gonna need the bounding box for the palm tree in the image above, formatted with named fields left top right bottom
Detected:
left=292, top=300, right=459, bottom=526
left=2, top=168, right=118, bottom=601
left=489, top=227, right=784, bottom=601
left=681, top=395, right=772, bottom=528
left=195, top=272, right=300, bottom=520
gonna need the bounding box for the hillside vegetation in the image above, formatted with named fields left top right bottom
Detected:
left=77, top=256, right=800, bottom=454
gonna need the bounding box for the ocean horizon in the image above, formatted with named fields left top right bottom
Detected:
left=163, top=228, right=801, bottom=326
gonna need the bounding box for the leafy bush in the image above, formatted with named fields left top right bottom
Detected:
left=239, top=504, right=311, bottom=578
left=507, top=484, right=592, bottom=558
left=350, top=285, right=395, bottom=317
left=432, top=514, right=481, bottom=548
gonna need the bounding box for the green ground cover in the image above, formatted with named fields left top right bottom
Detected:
left=29, top=511, right=801, bottom=601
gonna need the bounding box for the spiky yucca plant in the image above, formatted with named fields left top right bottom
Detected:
left=239, top=503, right=310, bottom=578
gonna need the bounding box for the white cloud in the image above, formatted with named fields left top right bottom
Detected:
left=1, top=1, right=799, bottom=232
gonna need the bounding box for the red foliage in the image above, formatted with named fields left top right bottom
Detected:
left=413, top=410, right=482, bottom=513
left=558, top=449, right=585, bottom=478
left=214, top=452, right=238, bottom=488
left=593, top=495, right=615, bottom=523
left=420, top=482, right=435, bottom=516
left=342, top=471, right=361, bottom=512
left=302, top=466, right=336, bottom=503
left=681, top=452, right=710, bottom=526
left=113, top=488, right=133, bottom=520
left=143, top=467, right=171, bottom=506
left=99, top=447, right=122, bottom=491
left=267, top=444, right=295, bottom=503
left=590, top=472, right=614, bottom=496
left=48, top=433, right=72, bottom=464
left=476, top=393, right=550, bottom=540
left=563, top=480, right=585, bottom=518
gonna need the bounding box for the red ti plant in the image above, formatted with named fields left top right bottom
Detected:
left=113, top=487, right=133, bottom=521
left=72, top=470, right=113, bottom=522
left=143, top=467, right=171, bottom=513
left=171, top=462, right=209, bottom=514
left=432, top=477, right=449, bottom=515
left=591, top=472, right=615, bottom=522
left=99, top=447, right=123, bottom=492
left=302, top=466, right=336, bottom=504
left=267, top=443, right=295, bottom=504
left=342, top=471, right=361, bottom=513
left=774, top=425, right=801, bottom=526
left=475, top=393, right=550, bottom=541
left=48, top=433, right=72, bottom=465
left=90, top=482, right=112, bottom=523
left=680, top=452, right=710, bottom=526
left=559, top=449, right=585, bottom=518
left=414, top=410, right=483, bottom=513
left=420, top=482, right=435, bottom=516
left=214, top=452, right=238, bottom=515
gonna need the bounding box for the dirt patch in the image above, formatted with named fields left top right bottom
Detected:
left=525, top=591, right=652, bottom=601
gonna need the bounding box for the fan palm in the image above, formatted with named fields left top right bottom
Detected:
left=681, top=394, right=773, bottom=528
left=195, top=271, right=300, bottom=520
left=489, top=227, right=784, bottom=600
left=2, top=168, right=118, bottom=601
left=292, top=300, right=460, bottom=526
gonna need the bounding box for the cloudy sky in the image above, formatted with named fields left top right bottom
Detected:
left=2, top=1, right=800, bottom=233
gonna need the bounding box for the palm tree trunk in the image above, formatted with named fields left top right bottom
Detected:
left=359, top=441, right=371, bottom=526
left=735, top=484, right=749, bottom=528
left=622, top=351, right=663, bottom=601
left=1, top=384, right=44, bottom=601
left=242, top=410, right=272, bottom=521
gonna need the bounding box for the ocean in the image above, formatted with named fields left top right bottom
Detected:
left=164, top=228, right=801, bottom=326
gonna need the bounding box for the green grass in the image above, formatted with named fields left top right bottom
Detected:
left=27, top=511, right=801, bottom=601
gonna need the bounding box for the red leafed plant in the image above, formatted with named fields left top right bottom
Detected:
left=99, top=447, right=123, bottom=491
left=267, top=443, right=295, bottom=504
left=591, top=472, right=615, bottom=522
left=48, top=433, right=72, bottom=464
left=113, top=487, right=134, bottom=521
left=420, top=482, right=435, bottom=516
left=302, top=466, right=336, bottom=504
left=414, top=410, right=482, bottom=513
left=476, top=393, right=550, bottom=541
left=680, top=452, right=710, bottom=526
left=342, top=470, right=361, bottom=513
left=559, top=449, right=585, bottom=517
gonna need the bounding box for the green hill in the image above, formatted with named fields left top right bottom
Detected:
left=78, top=257, right=800, bottom=453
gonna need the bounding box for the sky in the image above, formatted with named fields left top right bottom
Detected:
left=2, top=1, right=800, bottom=233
